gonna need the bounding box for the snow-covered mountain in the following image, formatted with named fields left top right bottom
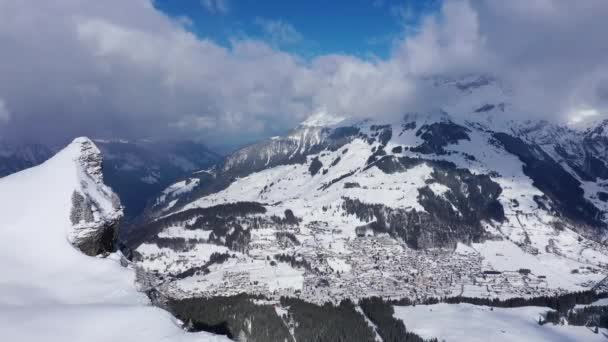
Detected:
left=4, top=77, right=608, bottom=341
left=0, top=139, right=222, bottom=221
left=0, top=137, right=227, bottom=341
left=129, top=76, right=608, bottom=310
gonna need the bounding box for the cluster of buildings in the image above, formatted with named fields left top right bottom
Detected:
left=139, top=220, right=579, bottom=304
left=293, top=236, right=556, bottom=304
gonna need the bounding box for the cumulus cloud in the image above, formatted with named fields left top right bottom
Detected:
left=0, top=0, right=607, bottom=145
left=396, top=1, right=488, bottom=75
left=0, top=0, right=309, bottom=143
left=409, top=0, right=608, bottom=121
left=200, top=0, right=229, bottom=14
left=255, top=18, right=303, bottom=45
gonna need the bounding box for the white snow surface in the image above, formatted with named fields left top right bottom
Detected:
left=394, top=303, right=606, bottom=342
left=0, top=137, right=227, bottom=341
left=300, top=109, right=345, bottom=127
left=157, top=177, right=200, bottom=209
left=575, top=297, right=608, bottom=309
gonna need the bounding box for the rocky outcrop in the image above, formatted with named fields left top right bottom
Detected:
left=411, top=121, right=470, bottom=155
left=68, top=137, right=123, bottom=256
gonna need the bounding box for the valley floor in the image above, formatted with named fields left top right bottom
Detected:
left=137, top=232, right=607, bottom=305
left=394, top=303, right=607, bottom=342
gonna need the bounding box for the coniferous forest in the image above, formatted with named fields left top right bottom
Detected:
left=164, top=291, right=607, bottom=341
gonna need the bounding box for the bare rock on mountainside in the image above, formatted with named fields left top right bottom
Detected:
left=67, top=137, right=123, bottom=256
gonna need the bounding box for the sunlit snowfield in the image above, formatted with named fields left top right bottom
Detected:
left=395, top=303, right=607, bottom=342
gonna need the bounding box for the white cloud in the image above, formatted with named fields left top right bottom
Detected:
left=395, top=0, right=487, bottom=75
left=569, top=108, right=600, bottom=125
left=391, top=0, right=608, bottom=122
left=255, top=18, right=303, bottom=45
left=200, top=0, right=229, bottom=14
left=0, top=99, right=10, bottom=122
left=0, top=0, right=607, bottom=144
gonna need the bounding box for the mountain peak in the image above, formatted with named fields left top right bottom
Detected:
left=300, top=109, right=345, bottom=127
left=70, top=137, right=105, bottom=184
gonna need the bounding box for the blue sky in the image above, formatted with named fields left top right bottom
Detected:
left=153, top=0, right=441, bottom=59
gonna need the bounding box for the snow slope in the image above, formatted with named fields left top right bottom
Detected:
left=0, top=137, right=227, bottom=341
left=394, top=303, right=606, bottom=342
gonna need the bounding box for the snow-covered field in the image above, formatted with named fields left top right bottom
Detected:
left=575, top=297, right=608, bottom=309
left=0, top=138, right=227, bottom=341
left=394, top=303, right=606, bottom=342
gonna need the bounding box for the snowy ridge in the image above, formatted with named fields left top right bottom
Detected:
left=0, top=138, right=227, bottom=341
left=300, top=109, right=345, bottom=127
left=221, top=124, right=327, bottom=173
left=586, top=119, right=608, bottom=140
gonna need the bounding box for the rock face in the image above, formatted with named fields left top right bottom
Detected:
left=411, top=121, right=470, bottom=155
left=67, top=137, right=123, bottom=256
